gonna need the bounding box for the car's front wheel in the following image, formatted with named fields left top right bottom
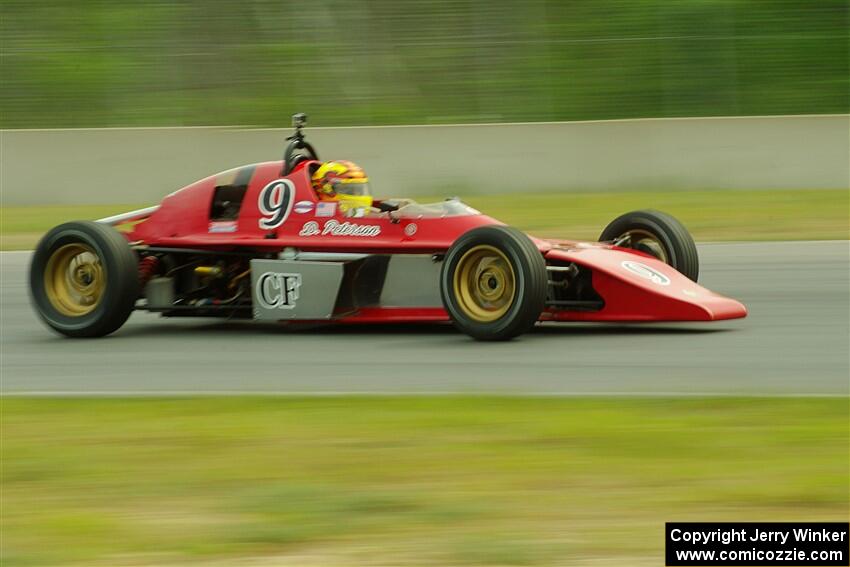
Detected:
left=440, top=225, right=547, bottom=341
left=30, top=221, right=139, bottom=337
left=599, top=209, right=699, bottom=282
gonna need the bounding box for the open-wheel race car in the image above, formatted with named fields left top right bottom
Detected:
left=30, top=113, right=746, bottom=341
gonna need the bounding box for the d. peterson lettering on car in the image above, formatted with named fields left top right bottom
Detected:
left=299, top=220, right=381, bottom=237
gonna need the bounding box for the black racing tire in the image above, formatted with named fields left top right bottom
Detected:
left=599, top=209, right=699, bottom=282
left=440, top=225, right=547, bottom=341
left=29, top=221, right=139, bottom=337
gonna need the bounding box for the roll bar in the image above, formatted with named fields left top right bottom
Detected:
left=281, top=112, right=319, bottom=175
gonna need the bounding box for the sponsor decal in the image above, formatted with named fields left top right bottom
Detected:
left=621, top=260, right=671, bottom=286
left=299, top=220, right=381, bottom=237
left=315, top=201, right=337, bottom=217
left=293, top=200, right=314, bottom=214
left=257, top=179, right=295, bottom=230
left=404, top=223, right=418, bottom=237
left=255, top=272, right=301, bottom=309
left=208, top=220, right=237, bottom=233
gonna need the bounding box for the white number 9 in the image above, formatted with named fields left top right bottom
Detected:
left=258, top=180, right=295, bottom=230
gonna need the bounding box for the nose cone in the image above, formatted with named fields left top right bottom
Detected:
left=699, top=294, right=748, bottom=321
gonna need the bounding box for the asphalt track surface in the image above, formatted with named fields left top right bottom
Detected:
left=1, top=241, right=847, bottom=396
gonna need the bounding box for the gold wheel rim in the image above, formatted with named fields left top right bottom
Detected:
left=616, top=229, right=668, bottom=263
left=453, top=245, right=516, bottom=322
left=44, top=243, right=106, bottom=316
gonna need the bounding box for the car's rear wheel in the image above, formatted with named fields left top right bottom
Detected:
left=440, top=225, right=547, bottom=341
left=599, top=209, right=699, bottom=282
left=30, top=221, right=139, bottom=337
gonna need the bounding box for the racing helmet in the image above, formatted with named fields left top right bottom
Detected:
left=311, top=160, right=373, bottom=214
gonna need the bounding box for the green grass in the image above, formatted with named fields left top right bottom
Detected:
left=2, top=397, right=848, bottom=566
left=1, top=189, right=847, bottom=250
left=0, top=205, right=143, bottom=251
left=455, top=188, right=849, bottom=242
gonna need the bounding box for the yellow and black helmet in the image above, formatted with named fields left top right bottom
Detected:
left=311, top=160, right=373, bottom=213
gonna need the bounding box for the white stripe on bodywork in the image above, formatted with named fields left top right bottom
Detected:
left=96, top=205, right=160, bottom=225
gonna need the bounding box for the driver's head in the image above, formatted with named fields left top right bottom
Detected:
left=311, top=160, right=373, bottom=215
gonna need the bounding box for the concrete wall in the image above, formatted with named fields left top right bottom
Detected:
left=1, top=115, right=847, bottom=205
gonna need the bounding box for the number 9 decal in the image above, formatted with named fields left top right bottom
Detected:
left=258, top=179, right=295, bottom=230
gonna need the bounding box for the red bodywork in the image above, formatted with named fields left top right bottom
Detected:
left=127, top=160, right=747, bottom=323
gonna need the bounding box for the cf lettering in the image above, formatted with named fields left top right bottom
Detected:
left=256, top=272, right=301, bottom=309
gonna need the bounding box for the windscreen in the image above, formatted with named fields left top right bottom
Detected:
left=332, top=180, right=370, bottom=197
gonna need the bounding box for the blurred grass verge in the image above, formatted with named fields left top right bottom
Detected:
left=1, top=396, right=847, bottom=566
left=1, top=189, right=847, bottom=250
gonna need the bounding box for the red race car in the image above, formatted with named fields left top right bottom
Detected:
left=29, top=114, right=746, bottom=341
